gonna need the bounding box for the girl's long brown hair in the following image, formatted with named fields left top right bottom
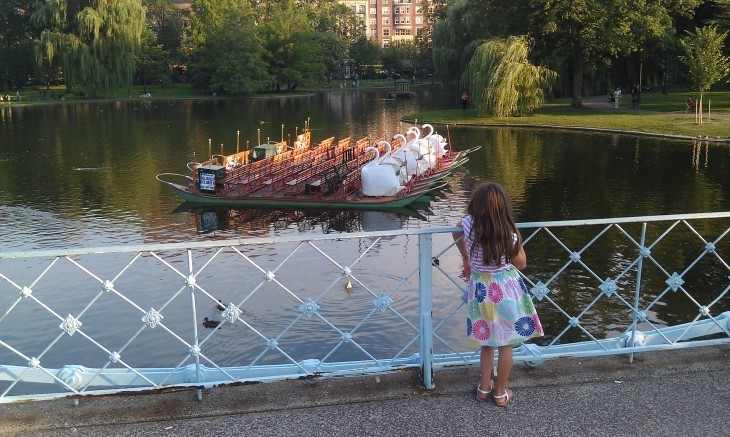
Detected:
left=467, top=182, right=521, bottom=265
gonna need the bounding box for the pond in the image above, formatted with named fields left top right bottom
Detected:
left=1, top=87, right=728, bottom=372
left=2, top=88, right=728, bottom=250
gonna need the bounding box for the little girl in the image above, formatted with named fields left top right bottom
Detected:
left=453, top=182, right=543, bottom=406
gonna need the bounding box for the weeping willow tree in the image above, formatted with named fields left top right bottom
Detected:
left=33, top=0, right=145, bottom=97
left=464, top=36, right=557, bottom=117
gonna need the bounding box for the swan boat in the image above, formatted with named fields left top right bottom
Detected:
left=156, top=124, right=477, bottom=209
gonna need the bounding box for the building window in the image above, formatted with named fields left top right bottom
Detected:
left=382, top=17, right=390, bottom=24
left=383, top=28, right=390, bottom=36
left=358, top=6, right=365, bottom=13
left=382, top=7, right=389, bottom=14
left=416, top=27, right=424, bottom=36
left=370, top=0, right=376, bottom=3
left=394, top=16, right=410, bottom=24
left=395, top=28, right=411, bottom=36
left=370, top=18, right=376, bottom=25
left=370, top=8, right=376, bottom=14
left=416, top=6, right=423, bottom=13
left=382, top=0, right=389, bottom=4
left=415, top=16, right=423, bottom=24
left=370, top=29, right=378, bottom=37
left=383, top=40, right=390, bottom=47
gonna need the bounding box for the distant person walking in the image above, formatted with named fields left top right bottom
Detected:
left=461, top=91, right=469, bottom=110
left=631, top=84, right=641, bottom=109
left=453, top=182, right=544, bottom=407
left=613, top=88, right=620, bottom=109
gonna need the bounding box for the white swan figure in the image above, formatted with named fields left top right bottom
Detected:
left=391, top=134, right=419, bottom=178
left=406, top=126, right=437, bottom=170
left=421, top=123, right=448, bottom=158
left=361, top=146, right=403, bottom=197
left=406, top=126, right=433, bottom=157
left=376, top=141, right=408, bottom=184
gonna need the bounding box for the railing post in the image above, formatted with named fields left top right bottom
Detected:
left=418, top=233, right=434, bottom=389
left=629, top=223, right=647, bottom=363
left=187, top=249, right=203, bottom=401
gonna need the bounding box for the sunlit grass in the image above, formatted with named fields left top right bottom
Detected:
left=407, top=88, right=730, bottom=139
left=6, top=83, right=729, bottom=139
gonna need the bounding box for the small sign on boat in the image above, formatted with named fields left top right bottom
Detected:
left=197, top=164, right=225, bottom=194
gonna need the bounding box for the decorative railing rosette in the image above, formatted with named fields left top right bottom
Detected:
left=0, top=212, right=728, bottom=402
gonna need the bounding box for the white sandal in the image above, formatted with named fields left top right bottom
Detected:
left=493, top=388, right=513, bottom=407
left=475, top=384, right=492, bottom=402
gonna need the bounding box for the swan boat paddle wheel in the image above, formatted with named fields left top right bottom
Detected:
left=157, top=124, right=478, bottom=209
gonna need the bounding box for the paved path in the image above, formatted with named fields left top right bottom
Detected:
left=2, top=346, right=728, bottom=436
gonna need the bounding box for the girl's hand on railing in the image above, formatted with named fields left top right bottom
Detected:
left=461, top=256, right=471, bottom=279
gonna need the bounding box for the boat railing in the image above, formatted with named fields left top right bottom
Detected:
left=1, top=213, right=727, bottom=403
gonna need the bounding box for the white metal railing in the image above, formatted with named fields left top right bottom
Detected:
left=0, top=212, right=728, bottom=403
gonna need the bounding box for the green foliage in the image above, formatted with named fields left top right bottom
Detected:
left=136, top=27, right=170, bottom=91
left=0, top=1, right=39, bottom=91
left=529, top=0, right=701, bottom=105
left=465, top=36, right=557, bottom=117
left=709, top=0, right=730, bottom=35
left=144, top=0, right=186, bottom=60
left=431, top=0, right=473, bottom=84
left=187, top=0, right=269, bottom=94
left=350, top=36, right=380, bottom=76
left=679, top=26, right=730, bottom=98
left=313, top=32, right=346, bottom=81
left=431, top=0, right=530, bottom=84
left=33, top=0, right=145, bottom=97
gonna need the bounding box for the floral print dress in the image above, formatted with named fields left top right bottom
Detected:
left=462, top=215, right=544, bottom=347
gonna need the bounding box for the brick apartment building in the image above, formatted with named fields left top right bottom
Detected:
left=342, top=0, right=430, bottom=47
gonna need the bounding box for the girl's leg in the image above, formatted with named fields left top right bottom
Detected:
left=494, top=345, right=513, bottom=403
left=476, top=346, right=495, bottom=401
left=480, top=346, right=495, bottom=389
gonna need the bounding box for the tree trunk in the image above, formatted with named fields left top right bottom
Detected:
left=571, top=52, right=584, bottom=108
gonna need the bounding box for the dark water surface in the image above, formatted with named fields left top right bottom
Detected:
left=1, top=88, right=729, bottom=249
left=1, top=88, right=728, bottom=373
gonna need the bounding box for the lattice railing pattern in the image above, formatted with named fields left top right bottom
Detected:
left=0, top=212, right=728, bottom=402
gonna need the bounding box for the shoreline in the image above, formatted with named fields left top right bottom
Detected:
left=399, top=118, right=730, bottom=143
left=4, top=87, right=729, bottom=141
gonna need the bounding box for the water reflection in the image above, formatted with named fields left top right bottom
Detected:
left=179, top=203, right=433, bottom=235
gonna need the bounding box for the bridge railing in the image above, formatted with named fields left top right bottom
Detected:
left=1, top=212, right=728, bottom=403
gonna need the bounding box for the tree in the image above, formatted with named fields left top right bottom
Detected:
left=257, top=0, right=322, bottom=90
left=529, top=0, right=701, bottom=107
left=33, top=0, right=145, bottom=97
left=145, top=0, right=186, bottom=60
left=313, top=32, right=347, bottom=83
left=187, top=0, right=269, bottom=94
left=465, top=36, right=557, bottom=117
left=135, top=27, right=169, bottom=93
left=708, top=0, right=730, bottom=35
left=349, top=36, right=380, bottom=78
left=679, top=25, right=730, bottom=123
left=431, top=0, right=535, bottom=84
left=0, top=1, right=37, bottom=93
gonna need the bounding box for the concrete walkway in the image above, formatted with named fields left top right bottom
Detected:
left=2, top=345, right=728, bottom=436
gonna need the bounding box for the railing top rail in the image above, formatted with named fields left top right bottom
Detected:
left=1, top=211, right=728, bottom=259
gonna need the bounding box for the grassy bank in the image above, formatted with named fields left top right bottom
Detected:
left=5, top=83, right=729, bottom=140
left=406, top=89, right=730, bottom=140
